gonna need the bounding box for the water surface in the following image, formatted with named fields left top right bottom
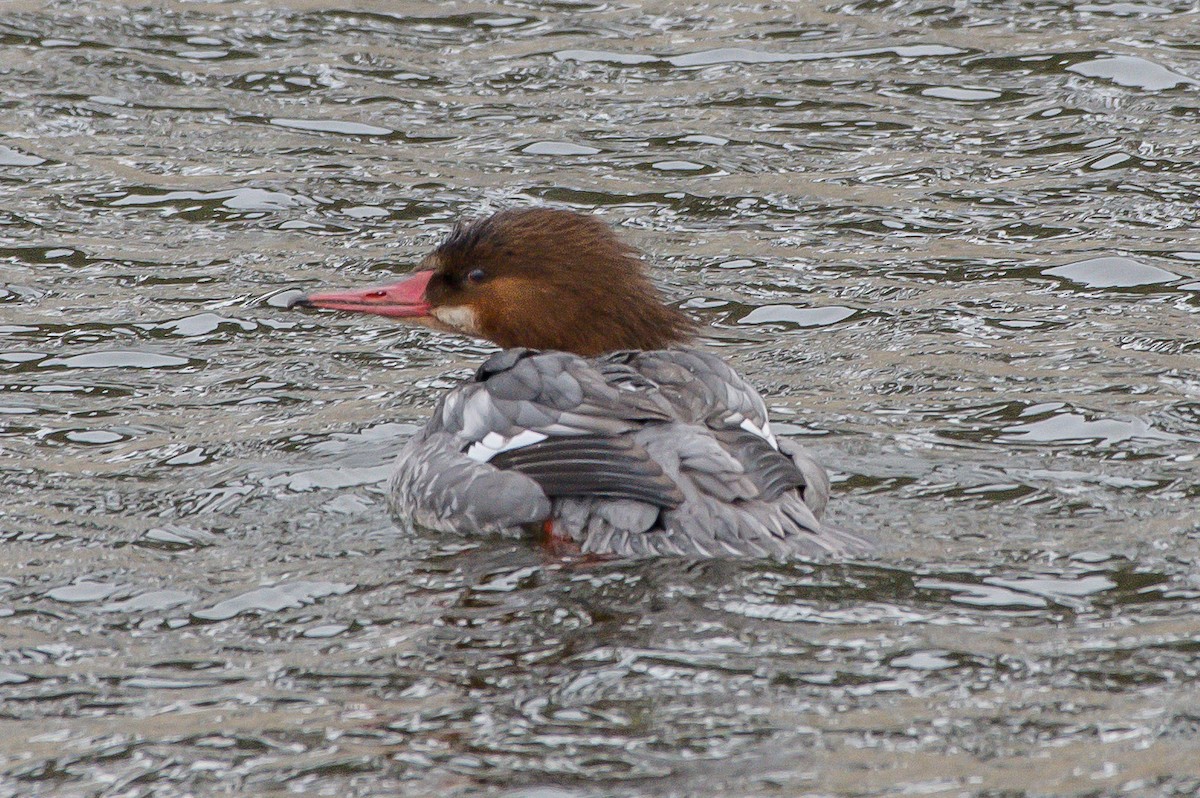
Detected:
left=2, top=1, right=1199, bottom=795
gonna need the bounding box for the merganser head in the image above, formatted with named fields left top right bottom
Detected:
left=294, top=208, right=695, bottom=356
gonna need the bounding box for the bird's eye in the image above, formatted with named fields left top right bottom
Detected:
left=466, top=268, right=486, bottom=284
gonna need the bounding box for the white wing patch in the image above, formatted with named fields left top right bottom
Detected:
left=731, top=415, right=779, bottom=449
left=465, top=429, right=549, bottom=463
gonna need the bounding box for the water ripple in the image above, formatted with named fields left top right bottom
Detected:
left=2, top=2, right=1199, bottom=795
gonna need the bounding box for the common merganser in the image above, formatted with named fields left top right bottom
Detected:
left=294, top=208, right=870, bottom=558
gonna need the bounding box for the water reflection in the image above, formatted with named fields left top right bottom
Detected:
left=1067, top=54, right=1199, bottom=91
left=2, top=0, right=1199, bottom=795
left=1043, top=255, right=1181, bottom=288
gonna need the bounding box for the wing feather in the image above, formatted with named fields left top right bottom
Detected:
left=427, top=348, right=820, bottom=529
left=490, top=434, right=684, bottom=508
left=395, top=347, right=859, bottom=556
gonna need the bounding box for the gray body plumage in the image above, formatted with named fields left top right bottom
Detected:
left=388, top=347, right=870, bottom=559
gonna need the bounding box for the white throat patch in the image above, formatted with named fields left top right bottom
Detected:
left=431, top=305, right=479, bottom=334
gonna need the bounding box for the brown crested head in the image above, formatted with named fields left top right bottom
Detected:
left=417, top=208, right=694, bottom=356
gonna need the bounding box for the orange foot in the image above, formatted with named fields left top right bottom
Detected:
left=539, top=518, right=582, bottom=557
left=537, top=519, right=615, bottom=567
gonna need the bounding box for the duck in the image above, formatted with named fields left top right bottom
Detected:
left=293, top=208, right=870, bottom=558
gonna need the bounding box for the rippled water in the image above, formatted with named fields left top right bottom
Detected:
left=3, top=1, right=1200, bottom=795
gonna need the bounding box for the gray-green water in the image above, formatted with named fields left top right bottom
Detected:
left=3, top=2, right=1199, bottom=796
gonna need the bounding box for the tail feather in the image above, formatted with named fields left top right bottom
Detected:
left=815, top=521, right=874, bottom=556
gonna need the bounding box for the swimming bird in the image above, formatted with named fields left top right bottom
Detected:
left=294, top=208, right=869, bottom=558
